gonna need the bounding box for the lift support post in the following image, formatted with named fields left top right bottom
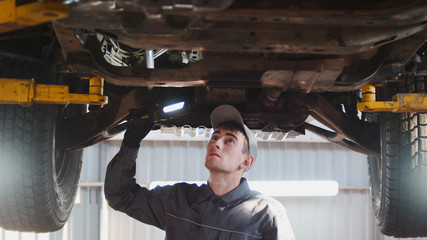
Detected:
left=0, top=77, right=108, bottom=106
left=357, top=84, right=427, bottom=113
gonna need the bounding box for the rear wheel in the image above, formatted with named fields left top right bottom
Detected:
left=0, top=57, right=83, bottom=232
left=368, top=75, right=427, bottom=237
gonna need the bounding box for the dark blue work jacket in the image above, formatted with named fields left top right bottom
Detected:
left=105, top=146, right=295, bottom=240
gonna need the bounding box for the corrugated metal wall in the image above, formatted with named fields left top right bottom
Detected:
left=1, top=139, right=426, bottom=240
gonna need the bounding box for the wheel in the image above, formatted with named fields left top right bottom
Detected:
left=368, top=75, right=427, bottom=237
left=0, top=57, right=83, bottom=232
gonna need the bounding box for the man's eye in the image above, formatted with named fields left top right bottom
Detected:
left=226, top=138, right=234, bottom=144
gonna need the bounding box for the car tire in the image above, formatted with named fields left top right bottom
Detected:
left=0, top=57, right=83, bottom=232
left=368, top=75, right=427, bottom=237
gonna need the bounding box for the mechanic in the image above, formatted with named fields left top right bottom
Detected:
left=104, top=104, right=295, bottom=239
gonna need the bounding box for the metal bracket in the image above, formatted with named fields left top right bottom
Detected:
left=0, top=77, right=108, bottom=107
left=357, top=84, right=427, bottom=113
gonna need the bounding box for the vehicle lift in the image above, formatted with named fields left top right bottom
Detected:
left=0, top=0, right=107, bottom=107
left=357, top=84, right=427, bottom=113
left=0, top=0, right=67, bottom=33
left=0, top=77, right=108, bottom=106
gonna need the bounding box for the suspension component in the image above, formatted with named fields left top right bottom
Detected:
left=0, top=77, right=108, bottom=107
left=357, top=84, right=427, bottom=112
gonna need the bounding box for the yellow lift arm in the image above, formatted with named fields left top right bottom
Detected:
left=357, top=84, right=427, bottom=113
left=0, top=0, right=67, bottom=33
left=0, top=77, right=108, bottom=107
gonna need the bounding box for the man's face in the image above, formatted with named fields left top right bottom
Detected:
left=205, top=127, right=249, bottom=174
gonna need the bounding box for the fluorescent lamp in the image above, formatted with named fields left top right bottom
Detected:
left=149, top=180, right=339, bottom=197
left=163, top=101, right=185, bottom=113
left=248, top=180, right=339, bottom=197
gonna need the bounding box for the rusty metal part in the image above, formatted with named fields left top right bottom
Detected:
left=263, top=88, right=283, bottom=108
left=294, top=93, right=380, bottom=157
left=304, top=122, right=376, bottom=156
left=51, top=22, right=426, bottom=92
left=55, top=0, right=427, bottom=55
left=260, top=59, right=344, bottom=92
left=61, top=31, right=346, bottom=91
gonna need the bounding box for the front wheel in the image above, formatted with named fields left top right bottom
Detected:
left=368, top=75, right=427, bottom=237
left=0, top=104, right=82, bottom=232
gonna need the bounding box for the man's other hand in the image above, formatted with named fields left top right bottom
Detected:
left=122, top=109, right=155, bottom=148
